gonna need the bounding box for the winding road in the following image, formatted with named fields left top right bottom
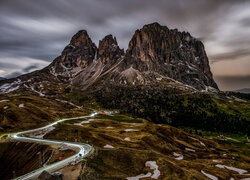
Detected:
left=9, top=112, right=98, bottom=180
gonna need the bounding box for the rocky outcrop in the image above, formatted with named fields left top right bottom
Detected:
left=118, top=22, right=218, bottom=90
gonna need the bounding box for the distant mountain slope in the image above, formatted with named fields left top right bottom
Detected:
left=233, top=88, right=250, bottom=94
left=0, top=77, right=6, bottom=81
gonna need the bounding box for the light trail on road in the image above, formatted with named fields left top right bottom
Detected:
left=9, top=112, right=98, bottom=180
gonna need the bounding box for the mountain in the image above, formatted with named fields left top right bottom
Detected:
left=1, top=22, right=249, bottom=134
left=233, top=88, right=250, bottom=94
left=0, top=22, right=218, bottom=95
left=0, top=77, right=6, bottom=81
left=48, top=22, right=218, bottom=91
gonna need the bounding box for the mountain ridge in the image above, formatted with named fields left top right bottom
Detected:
left=48, top=22, right=218, bottom=91
left=0, top=22, right=218, bottom=95
left=233, top=88, right=250, bottom=94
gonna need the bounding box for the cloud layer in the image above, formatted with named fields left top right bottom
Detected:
left=0, top=0, right=249, bottom=90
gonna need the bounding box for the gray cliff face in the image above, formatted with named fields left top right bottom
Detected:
left=47, top=22, right=218, bottom=91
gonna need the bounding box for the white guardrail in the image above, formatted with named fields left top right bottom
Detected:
left=9, top=112, right=98, bottom=180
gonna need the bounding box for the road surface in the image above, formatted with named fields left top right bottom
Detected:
left=9, top=112, right=98, bottom=180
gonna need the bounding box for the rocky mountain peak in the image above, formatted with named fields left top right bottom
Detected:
left=41, top=23, right=218, bottom=91
left=98, top=35, right=124, bottom=65
left=121, top=23, right=218, bottom=90
left=69, top=30, right=93, bottom=47
left=48, top=30, right=97, bottom=78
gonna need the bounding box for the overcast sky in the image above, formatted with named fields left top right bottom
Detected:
left=0, top=0, right=249, bottom=90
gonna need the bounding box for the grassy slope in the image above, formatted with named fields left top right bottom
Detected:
left=0, top=93, right=91, bottom=134
left=214, top=96, right=250, bottom=122
left=45, top=114, right=250, bottom=180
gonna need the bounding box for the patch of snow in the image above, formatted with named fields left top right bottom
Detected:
left=212, top=160, right=221, bottom=162
left=0, top=99, right=9, bottom=103
left=124, top=129, right=139, bottom=132
left=201, top=170, right=218, bottom=180
left=188, top=136, right=206, bottom=146
left=74, top=119, right=94, bottom=126
left=49, top=67, right=56, bottom=76
left=24, top=84, right=45, bottom=97
left=201, top=86, right=218, bottom=93
left=200, top=141, right=206, bottom=146
left=185, top=62, right=198, bottom=71
left=175, top=155, right=184, bottom=160
left=106, top=126, right=114, bottom=129
left=166, top=76, right=197, bottom=91
left=127, top=161, right=160, bottom=180
left=19, top=104, right=24, bottom=108
left=215, top=164, right=225, bottom=169
left=55, top=99, right=81, bottom=109
left=185, top=147, right=195, bottom=152
left=104, top=144, right=114, bottom=149
left=195, top=56, right=199, bottom=61
left=173, top=152, right=183, bottom=160
left=188, top=136, right=199, bottom=141
left=0, top=79, right=21, bottom=94
left=3, top=106, right=8, bottom=109
left=173, top=152, right=181, bottom=157
left=124, top=137, right=130, bottom=141
left=30, top=86, right=45, bottom=96
left=127, top=173, right=152, bottom=180
left=215, top=164, right=248, bottom=174
left=67, top=44, right=75, bottom=49
left=145, top=161, right=160, bottom=179
left=156, top=77, right=162, bottom=81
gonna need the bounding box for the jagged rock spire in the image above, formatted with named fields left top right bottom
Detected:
left=98, top=34, right=124, bottom=64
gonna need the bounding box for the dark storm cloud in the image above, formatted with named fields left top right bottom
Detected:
left=0, top=0, right=250, bottom=89
left=240, top=17, right=250, bottom=27
left=210, top=49, right=250, bottom=63
left=5, top=64, right=43, bottom=78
